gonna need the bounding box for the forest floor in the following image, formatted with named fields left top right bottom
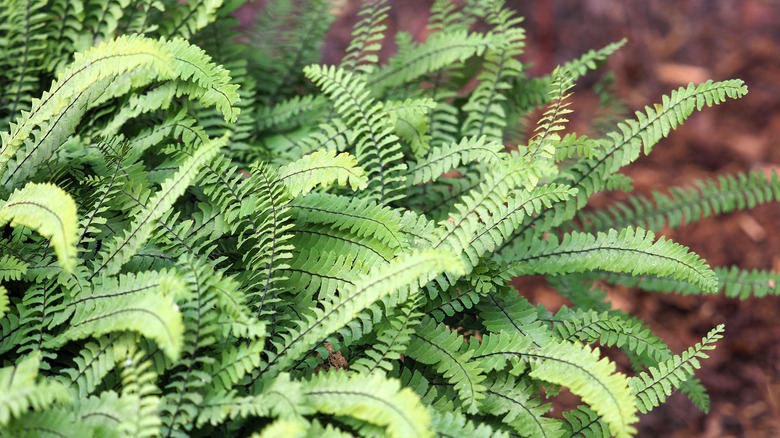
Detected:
left=241, top=1, right=780, bottom=436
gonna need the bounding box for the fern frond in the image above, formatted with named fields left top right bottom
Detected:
left=0, top=254, right=27, bottom=283
left=0, top=34, right=239, bottom=185
left=281, top=248, right=363, bottom=301
left=232, top=162, right=295, bottom=314
left=368, top=30, right=492, bottom=94
left=304, top=64, right=405, bottom=203
left=116, top=348, right=161, bottom=437
left=65, top=271, right=187, bottom=360
left=0, top=0, right=49, bottom=129
left=60, top=333, right=134, bottom=398
left=609, top=266, right=780, bottom=299
left=481, top=373, right=564, bottom=437
left=350, top=295, right=422, bottom=374
left=0, top=352, right=71, bottom=426
left=383, top=98, right=435, bottom=158
left=435, top=168, right=575, bottom=274
left=499, top=80, right=748, bottom=253
left=0, top=182, right=78, bottom=272
left=256, top=95, right=322, bottom=131
left=526, top=67, right=574, bottom=161
left=278, top=149, right=368, bottom=197
left=89, top=135, right=225, bottom=278
left=291, top=193, right=405, bottom=249
left=527, top=339, right=638, bottom=438
left=461, top=2, right=525, bottom=142
left=577, top=170, right=780, bottom=233
left=629, top=325, right=724, bottom=414
left=158, top=255, right=257, bottom=437
left=562, top=405, right=611, bottom=438
left=430, top=409, right=510, bottom=438
left=554, top=133, right=604, bottom=162
left=569, top=80, right=748, bottom=206
left=406, top=317, right=487, bottom=413
left=162, top=37, right=241, bottom=123
left=406, top=135, right=504, bottom=185
left=197, top=373, right=309, bottom=428
left=561, top=39, right=627, bottom=81
left=478, top=289, right=551, bottom=346
left=340, top=0, right=390, bottom=75
left=554, top=308, right=671, bottom=364
left=41, top=0, right=84, bottom=74
left=72, top=391, right=139, bottom=438
left=154, top=0, right=222, bottom=40
left=4, top=407, right=89, bottom=438
left=508, top=227, right=719, bottom=293
left=82, top=0, right=130, bottom=46
left=302, top=371, right=431, bottom=438
left=0, top=35, right=170, bottom=171
left=260, top=249, right=463, bottom=380
left=250, top=0, right=335, bottom=106
left=289, top=224, right=395, bottom=270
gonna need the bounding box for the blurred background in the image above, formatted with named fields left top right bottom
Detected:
left=239, top=1, right=780, bottom=435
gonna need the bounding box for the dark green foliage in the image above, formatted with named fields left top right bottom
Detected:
left=0, top=0, right=774, bottom=437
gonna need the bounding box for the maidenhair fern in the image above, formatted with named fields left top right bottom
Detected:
left=0, top=0, right=775, bottom=436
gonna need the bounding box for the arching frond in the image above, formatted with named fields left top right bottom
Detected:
left=406, top=136, right=504, bottom=185
left=629, top=325, right=724, bottom=414
left=304, top=64, right=405, bottom=203
left=607, top=266, right=780, bottom=300
left=527, top=339, right=638, bottom=438
left=406, top=317, right=487, bottom=413
left=0, top=352, right=71, bottom=426
left=260, top=250, right=464, bottom=379
left=301, top=371, right=432, bottom=438
left=0, top=183, right=78, bottom=272
left=368, top=31, right=492, bottom=94
left=577, top=170, right=780, bottom=233
left=507, top=227, right=718, bottom=292
left=278, top=150, right=368, bottom=197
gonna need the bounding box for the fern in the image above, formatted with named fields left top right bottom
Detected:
left=302, top=371, right=431, bottom=438
left=0, top=352, right=70, bottom=426
left=0, top=1, right=773, bottom=436
left=304, top=64, right=406, bottom=203
left=340, top=0, right=390, bottom=75
left=0, top=183, right=78, bottom=272
left=577, top=170, right=780, bottom=233
left=259, top=250, right=463, bottom=379
left=278, top=150, right=368, bottom=197
left=406, top=317, right=487, bottom=413
left=507, top=227, right=719, bottom=292
left=629, top=325, right=725, bottom=413
left=528, top=339, right=638, bottom=438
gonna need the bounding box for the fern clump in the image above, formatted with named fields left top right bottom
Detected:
left=0, top=0, right=776, bottom=436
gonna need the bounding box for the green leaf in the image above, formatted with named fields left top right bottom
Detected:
left=301, top=371, right=432, bottom=438
left=0, top=352, right=71, bottom=426
left=629, top=325, right=725, bottom=414
left=527, top=339, right=638, bottom=438
left=509, top=227, right=719, bottom=293
left=278, top=149, right=368, bottom=197
left=0, top=182, right=78, bottom=272
left=90, top=135, right=226, bottom=277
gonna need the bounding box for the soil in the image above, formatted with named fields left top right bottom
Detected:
left=240, top=1, right=780, bottom=436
